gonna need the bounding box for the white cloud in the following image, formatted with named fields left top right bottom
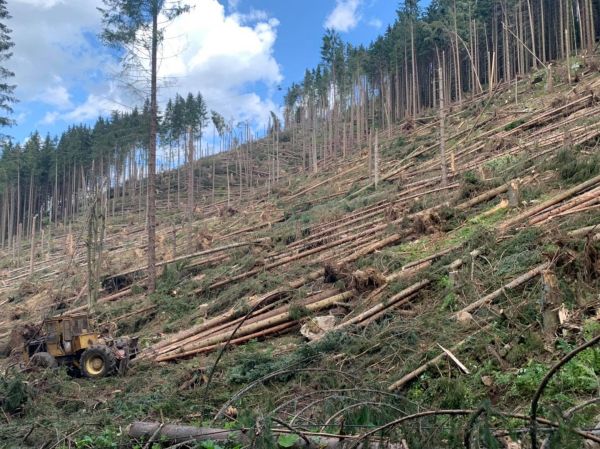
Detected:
left=324, top=0, right=362, bottom=32
left=12, top=0, right=65, bottom=9
left=368, top=18, right=383, bottom=29
left=9, top=0, right=282, bottom=130
left=63, top=93, right=126, bottom=123
left=8, top=0, right=111, bottom=107
left=36, top=81, right=73, bottom=110
left=15, top=111, right=27, bottom=124
left=234, top=9, right=270, bottom=24
left=157, top=0, right=283, bottom=126
left=40, top=111, right=59, bottom=125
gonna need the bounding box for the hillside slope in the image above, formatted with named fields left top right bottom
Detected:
left=1, top=62, right=600, bottom=448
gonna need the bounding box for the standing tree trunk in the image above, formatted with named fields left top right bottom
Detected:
left=438, top=65, right=448, bottom=187
left=187, top=126, right=195, bottom=221
left=29, top=214, right=36, bottom=275
left=147, top=3, right=159, bottom=293
left=374, top=131, right=379, bottom=188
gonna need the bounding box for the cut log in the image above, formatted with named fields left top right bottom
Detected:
left=168, top=321, right=299, bottom=360
left=337, top=280, right=430, bottom=328
left=103, top=240, right=269, bottom=283
left=156, top=291, right=354, bottom=361
left=454, top=262, right=550, bottom=316
left=141, top=289, right=290, bottom=358
left=388, top=324, right=491, bottom=391
left=456, top=183, right=510, bottom=211
left=500, top=175, right=600, bottom=230
left=151, top=289, right=339, bottom=359
left=127, top=421, right=403, bottom=449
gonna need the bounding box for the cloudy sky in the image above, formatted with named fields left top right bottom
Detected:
left=7, top=0, right=400, bottom=141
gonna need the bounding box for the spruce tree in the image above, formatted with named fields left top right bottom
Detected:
left=98, top=0, right=190, bottom=292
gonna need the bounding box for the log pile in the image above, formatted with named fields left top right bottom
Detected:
left=142, top=289, right=352, bottom=362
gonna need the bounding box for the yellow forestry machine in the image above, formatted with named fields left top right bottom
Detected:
left=22, top=314, right=138, bottom=378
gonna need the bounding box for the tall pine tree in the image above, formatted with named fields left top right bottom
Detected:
left=99, top=0, right=189, bottom=292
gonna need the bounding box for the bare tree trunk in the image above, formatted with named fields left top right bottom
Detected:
left=29, top=214, right=36, bottom=275
left=312, top=108, right=318, bottom=174
left=374, top=131, right=379, bottom=188
left=527, top=0, right=538, bottom=69
left=147, top=4, right=159, bottom=293
left=439, top=65, right=448, bottom=187
left=226, top=163, right=230, bottom=207
left=453, top=0, right=462, bottom=104
left=187, top=126, right=195, bottom=221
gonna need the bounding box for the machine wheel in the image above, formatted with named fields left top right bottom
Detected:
left=80, top=346, right=117, bottom=378
left=30, top=352, right=58, bottom=369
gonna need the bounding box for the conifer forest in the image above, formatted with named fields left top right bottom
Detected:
left=1, top=0, right=600, bottom=448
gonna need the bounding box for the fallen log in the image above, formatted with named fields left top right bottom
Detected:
left=103, top=240, right=269, bottom=283
left=156, top=291, right=354, bottom=361
left=140, top=289, right=290, bottom=359
left=337, top=233, right=406, bottom=265
left=358, top=293, right=419, bottom=327
left=287, top=164, right=362, bottom=200
left=455, top=183, right=510, bottom=211
left=529, top=186, right=600, bottom=225
left=64, top=289, right=135, bottom=315
left=127, top=421, right=404, bottom=449
left=454, top=262, right=550, bottom=316
left=208, top=222, right=395, bottom=291
left=218, top=219, right=284, bottom=240
left=400, top=245, right=460, bottom=272
left=500, top=174, right=600, bottom=230
left=388, top=324, right=492, bottom=391
left=554, top=202, right=600, bottom=218
left=568, top=224, right=600, bottom=237
left=337, top=280, right=430, bottom=329
left=112, top=305, right=157, bottom=323
left=152, top=289, right=339, bottom=359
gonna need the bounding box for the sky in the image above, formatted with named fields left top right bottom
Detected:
left=6, top=0, right=402, bottom=142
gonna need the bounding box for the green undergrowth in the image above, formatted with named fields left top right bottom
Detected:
left=4, top=66, right=600, bottom=449
left=544, top=146, right=600, bottom=185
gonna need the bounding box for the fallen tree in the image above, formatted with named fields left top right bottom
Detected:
left=454, top=262, right=551, bottom=316
left=155, top=291, right=354, bottom=361
left=127, top=421, right=405, bottom=449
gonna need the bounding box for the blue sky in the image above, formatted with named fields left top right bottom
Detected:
left=7, top=0, right=404, bottom=142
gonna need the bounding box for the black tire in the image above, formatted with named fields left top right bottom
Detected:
left=30, top=352, right=58, bottom=369
left=80, top=345, right=117, bottom=378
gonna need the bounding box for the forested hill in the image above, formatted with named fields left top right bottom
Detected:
left=1, top=0, right=598, bottom=249
left=2, top=1, right=600, bottom=447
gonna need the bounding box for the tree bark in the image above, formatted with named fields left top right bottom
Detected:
left=146, top=2, right=159, bottom=293
left=438, top=65, right=448, bottom=186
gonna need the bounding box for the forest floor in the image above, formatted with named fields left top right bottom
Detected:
left=1, top=58, right=600, bottom=449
